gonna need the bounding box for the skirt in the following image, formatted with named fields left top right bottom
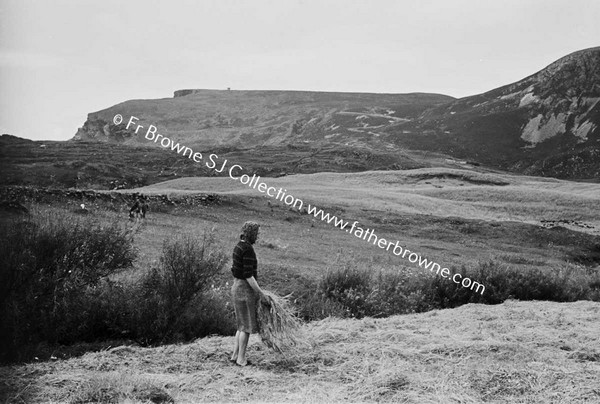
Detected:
left=231, top=278, right=259, bottom=334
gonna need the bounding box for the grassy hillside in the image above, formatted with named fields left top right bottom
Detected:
left=74, top=90, right=453, bottom=150
left=134, top=168, right=600, bottom=236
left=0, top=136, right=432, bottom=190
left=2, top=300, right=599, bottom=403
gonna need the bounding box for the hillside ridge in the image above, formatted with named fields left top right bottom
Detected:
left=71, top=47, right=600, bottom=180
left=384, top=47, right=600, bottom=178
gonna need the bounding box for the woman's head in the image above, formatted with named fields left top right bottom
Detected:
left=241, top=221, right=260, bottom=244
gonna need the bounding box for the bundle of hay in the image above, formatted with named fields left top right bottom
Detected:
left=257, top=290, right=304, bottom=353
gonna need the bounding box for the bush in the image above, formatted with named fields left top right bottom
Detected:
left=367, top=267, right=436, bottom=317
left=317, top=259, right=436, bottom=318
left=0, top=210, right=136, bottom=363
left=123, top=231, right=232, bottom=344
left=319, top=260, right=372, bottom=318
left=1, top=213, right=238, bottom=363
left=299, top=290, right=347, bottom=320
left=431, top=261, right=600, bottom=308
left=312, top=257, right=600, bottom=320
left=36, top=230, right=235, bottom=349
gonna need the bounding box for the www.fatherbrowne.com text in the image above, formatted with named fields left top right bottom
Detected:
left=118, top=114, right=485, bottom=294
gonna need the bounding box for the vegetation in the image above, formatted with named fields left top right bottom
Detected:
left=0, top=210, right=234, bottom=363
left=0, top=137, right=428, bottom=190
left=3, top=300, right=598, bottom=403
left=0, top=210, right=136, bottom=363
left=122, top=232, right=233, bottom=345
left=0, top=162, right=598, bottom=401
left=1, top=189, right=599, bottom=364
left=316, top=258, right=600, bottom=319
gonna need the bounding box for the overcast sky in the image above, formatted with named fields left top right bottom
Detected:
left=1, top=0, right=599, bottom=141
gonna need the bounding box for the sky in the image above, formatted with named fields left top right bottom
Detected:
left=1, top=0, right=599, bottom=141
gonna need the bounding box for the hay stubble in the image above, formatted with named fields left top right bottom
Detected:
left=3, top=300, right=599, bottom=403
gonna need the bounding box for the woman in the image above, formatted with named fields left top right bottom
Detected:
left=230, top=221, right=267, bottom=366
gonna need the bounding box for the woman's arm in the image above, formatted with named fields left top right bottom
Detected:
left=245, top=276, right=264, bottom=296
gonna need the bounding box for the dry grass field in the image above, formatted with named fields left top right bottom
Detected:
left=2, top=300, right=599, bottom=403
left=1, top=166, right=599, bottom=403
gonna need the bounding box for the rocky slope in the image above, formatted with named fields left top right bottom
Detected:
left=73, top=91, right=453, bottom=150
left=384, top=47, right=600, bottom=178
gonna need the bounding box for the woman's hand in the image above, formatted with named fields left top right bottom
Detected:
left=259, top=291, right=271, bottom=307
left=246, top=276, right=270, bottom=306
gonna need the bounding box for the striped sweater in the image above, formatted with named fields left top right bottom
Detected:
left=231, top=239, right=258, bottom=280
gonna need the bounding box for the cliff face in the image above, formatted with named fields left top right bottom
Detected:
left=173, top=89, right=206, bottom=97
left=73, top=118, right=135, bottom=143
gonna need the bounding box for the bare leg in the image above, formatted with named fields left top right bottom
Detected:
left=236, top=331, right=250, bottom=366
left=230, top=330, right=240, bottom=361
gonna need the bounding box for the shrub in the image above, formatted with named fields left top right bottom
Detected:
left=317, top=260, right=436, bottom=318
left=298, top=290, right=346, bottom=320
left=124, top=231, right=231, bottom=344
left=367, top=267, right=436, bottom=317
left=431, top=261, right=600, bottom=308
left=1, top=214, right=239, bottom=363
left=319, top=260, right=372, bottom=318
left=0, top=210, right=136, bottom=363
left=312, top=257, right=600, bottom=320
left=180, top=285, right=237, bottom=338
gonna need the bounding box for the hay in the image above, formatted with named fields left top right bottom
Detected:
left=257, top=290, right=305, bottom=353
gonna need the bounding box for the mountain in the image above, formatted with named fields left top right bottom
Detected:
left=383, top=47, right=600, bottom=178
left=73, top=47, right=600, bottom=180
left=73, top=91, right=453, bottom=150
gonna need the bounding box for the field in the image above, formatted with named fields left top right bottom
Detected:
left=1, top=165, right=599, bottom=403
left=124, top=166, right=600, bottom=277
left=3, top=300, right=599, bottom=403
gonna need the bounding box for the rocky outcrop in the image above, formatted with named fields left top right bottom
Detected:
left=73, top=118, right=135, bottom=142
left=475, top=47, right=599, bottom=146
left=173, top=89, right=197, bottom=97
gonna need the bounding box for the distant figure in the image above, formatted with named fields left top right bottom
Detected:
left=139, top=196, right=149, bottom=219
left=129, top=194, right=148, bottom=220
left=129, top=203, right=139, bottom=220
